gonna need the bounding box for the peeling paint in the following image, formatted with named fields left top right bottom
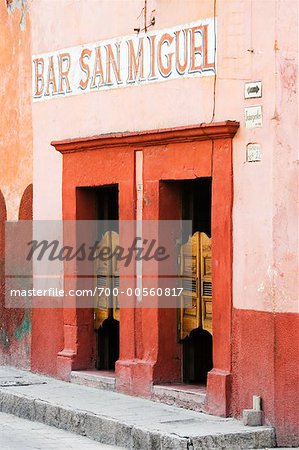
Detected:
left=14, top=311, right=31, bottom=341
left=0, top=327, right=10, bottom=349
left=6, top=0, right=28, bottom=31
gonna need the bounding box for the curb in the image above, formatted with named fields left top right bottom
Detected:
left=0, top=390, right=276, bottom=449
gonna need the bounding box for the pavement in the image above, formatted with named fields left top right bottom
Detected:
left=0, top=412, right=123, bottom=449
left=0, top=366, right=276, bottom=449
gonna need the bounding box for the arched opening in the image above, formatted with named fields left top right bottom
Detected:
left=0, top=185, right=32, bottom=367
left=18, top=184, right=33, bottom=220
left=17, top=184, right=33, bottom=367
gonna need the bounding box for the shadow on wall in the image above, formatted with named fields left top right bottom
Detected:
left=0, top=184, right=32, bottom=368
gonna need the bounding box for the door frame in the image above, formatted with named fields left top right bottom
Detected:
left=52, top=121, right=239, bottom=416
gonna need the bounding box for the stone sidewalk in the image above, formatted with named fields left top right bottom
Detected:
left=0, top=366, right=275, bottom=450
left=0, top=412, right=123, bottom=449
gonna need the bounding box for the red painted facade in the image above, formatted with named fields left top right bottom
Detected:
left=1, top=1, right=298, bottom=446
left=28, top=121, right=295, bottom=446
left=47, top=123, right=237, bottom=410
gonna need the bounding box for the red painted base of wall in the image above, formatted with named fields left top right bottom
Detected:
left=29, top=307, right=299, bottom=446
left=231, top=308, right=299, bottom=447
left=31, top=308, right=64, bottom=376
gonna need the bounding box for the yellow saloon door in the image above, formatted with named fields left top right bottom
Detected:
left=178, top=232, right=212, bottom=340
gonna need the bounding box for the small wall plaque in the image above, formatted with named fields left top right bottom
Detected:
left=246, top=143, right=261, bottom=162
left=245, top=106, right=263, bottom=128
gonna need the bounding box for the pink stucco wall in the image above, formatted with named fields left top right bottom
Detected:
left=0, top=0, right=32, bottom=219
left=31, top=0, right=298, bottom=314
left=0, top=1, right=294, bottom=444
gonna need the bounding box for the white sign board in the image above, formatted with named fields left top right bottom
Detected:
left=32, top=18, right=216, bottom=102
left=245, top=106, right=263, bottom=128
left=244, top=81, right=262, bottom=99
left=246, top=143, right=261, bottom=162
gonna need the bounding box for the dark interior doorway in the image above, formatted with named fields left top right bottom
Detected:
left=180, top=178, right=213, bottom=384
left=181, top=178, right=211, bottom=238
left=96, top=316, right=119, bottom=370
left=95, top=185, right=119, bottom=370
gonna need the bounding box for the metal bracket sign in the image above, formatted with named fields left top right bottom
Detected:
left=32, top=18, right=216, bottom=102
left=244, top=81, right=262, bottom=99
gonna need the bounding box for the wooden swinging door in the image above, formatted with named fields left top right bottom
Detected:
left=94, top=230, right=120, bottom=330
left=178, top=231, right=212, bottom=340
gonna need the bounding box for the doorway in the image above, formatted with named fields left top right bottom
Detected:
left=94, top=185, right=119, bottom=370
left=178, top=178, right=213, bottom=384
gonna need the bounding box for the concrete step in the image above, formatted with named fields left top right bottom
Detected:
left=71, top=370, right=116, bottom=391
left=152, top=383, right=206, bottom=411
left=70, top=371, right=206, bottom=411
left=0, top=366, right=276, bottom=450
